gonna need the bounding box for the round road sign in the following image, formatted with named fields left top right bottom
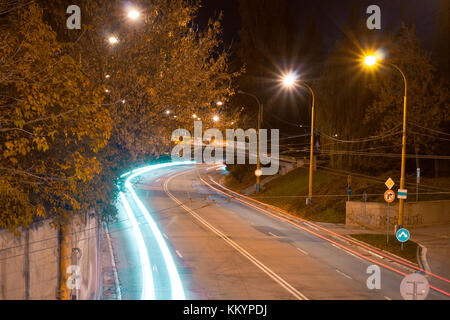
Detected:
left=384, top=190, right=395, bottom=203
left=400, top=273, right=430, bottom=300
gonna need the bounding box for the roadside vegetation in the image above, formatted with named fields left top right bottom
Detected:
left=225, top=165, right=450, bottom=224
left=351, top=234, right=418, bottom=264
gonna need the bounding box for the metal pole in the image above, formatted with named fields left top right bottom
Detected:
left=237, top=91, right=262, bottom=193
left=256, top=103, right=262, bottom=193
left=304, top=84, right=315, bottom=206
left=389, top=63, right=408, bottom=228
left=387, top=203, right=390, bottom=246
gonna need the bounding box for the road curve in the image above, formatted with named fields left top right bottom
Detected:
left=109, top=162, right=449, bottom=300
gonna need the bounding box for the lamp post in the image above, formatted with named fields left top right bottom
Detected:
left=364, top=55, right=408, bottom=229
left=281, top=73, right=316, bottom=205
left=238, top=90, right=263, bottom=193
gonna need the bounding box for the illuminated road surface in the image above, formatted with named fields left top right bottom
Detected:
left=109, top=162, right=450, bottom=300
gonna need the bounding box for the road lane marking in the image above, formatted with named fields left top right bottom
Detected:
left=335, top=269, right=352, bottom=280
left=164, top=173, right=308, bottom=301
left=303, top=222, right=319, bottom=231
left=201, top=174, right=450, bottom=298
left=368, top=251, right=384, bottom=259
left=296, top=247, right=309, bottom=255
left=176, top=250, right=183, bottom=259
left=269, top=232, right=281, bottom=238
left=163, top=233, right=169, bottom=240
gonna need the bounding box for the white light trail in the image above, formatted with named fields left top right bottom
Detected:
left=121, top=161, right=194, bottom=300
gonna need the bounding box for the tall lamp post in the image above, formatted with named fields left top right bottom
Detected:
left=282, top=73, right=316, bottom=205
left=238, top=90, right=263, bottom=193
left=364, top=55, right=408, bottom=229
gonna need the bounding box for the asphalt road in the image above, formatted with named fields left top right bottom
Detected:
left=109, top=163, right=449, bottom=300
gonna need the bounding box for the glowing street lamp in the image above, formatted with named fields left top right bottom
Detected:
left=282, top=72, right=298, bottom=88
left=127, top=9, right=140, bottom=20
left=363, top=53, right=408, bottom=229
left=364, top=55, right=377, bottom=67
left=281, top=72, right=316, bottom=206
left=217, top=101, right=223, bottom=106
left=193, top=114, right=197, bottom=119
left=108, top=36, right=119, bottom=45
left=165, top=110, right=171, bottom=115
left=213, top=115, right=219, bottom=122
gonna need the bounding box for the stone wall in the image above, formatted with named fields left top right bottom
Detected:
left=346, top=200, right=450, bottom=229
left=0, top=216, right=102, bottom=300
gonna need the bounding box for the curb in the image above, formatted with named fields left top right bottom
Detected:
left=417, top=244, right=432, bottom=276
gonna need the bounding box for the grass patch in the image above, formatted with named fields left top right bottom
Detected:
left=351, top=234, right=418, bottom=264
left=223, top=164, right=450, bottom=224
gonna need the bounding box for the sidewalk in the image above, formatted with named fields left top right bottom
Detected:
left=409, top=224, right=450, bottom=280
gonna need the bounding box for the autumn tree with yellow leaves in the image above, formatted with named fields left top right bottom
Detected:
left=0, top=0, right=234, bottom=232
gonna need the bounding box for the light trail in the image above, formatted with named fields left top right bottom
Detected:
left=119, top=192, right=154, bottom=300
left=120, top=161, right=194, bottom=300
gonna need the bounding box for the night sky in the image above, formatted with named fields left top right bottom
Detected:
left=197, top=0, right=442, bottom=49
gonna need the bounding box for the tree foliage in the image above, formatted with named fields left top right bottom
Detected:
left=0, top=0, right=233, bottom=232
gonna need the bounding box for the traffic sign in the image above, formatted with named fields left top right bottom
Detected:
left=396, top=228, right=410, bottom=243
left=400, top=273, right=430, bottom=300
left=384, top=190, right=395, bottom=203
left=385, top=178, right=395, bottom=190
left=398, top=189, right=408, bottom=199
left=347, top=186, right=352, bottom=196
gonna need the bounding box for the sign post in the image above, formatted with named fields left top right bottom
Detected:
left=384, top=178, right=396, bottom=246
left=416, top=168, right=420, bottom=202
left=347, top=175, right=352, bottom=202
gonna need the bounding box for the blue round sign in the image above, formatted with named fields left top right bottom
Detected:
left=396, top=228, right=410, bottom=243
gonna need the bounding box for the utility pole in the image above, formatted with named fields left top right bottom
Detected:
left=58, top=223, right=72, bottom=300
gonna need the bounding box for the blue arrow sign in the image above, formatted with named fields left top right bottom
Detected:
left=396, top=228, right=410, bottom=243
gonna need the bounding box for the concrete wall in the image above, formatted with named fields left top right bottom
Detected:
left=346, top=200, right=450, bottom=229
left=0, top=216, right=102, bottom=300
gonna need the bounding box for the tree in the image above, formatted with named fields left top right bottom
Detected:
left=1, top=0, right=234, bottom=232
left=364, top=25, right=449, bottom=175
left=0, top=3, right=111, bottom=232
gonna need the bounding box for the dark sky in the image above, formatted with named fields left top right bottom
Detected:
left=197, top=0, right=442, bottom=49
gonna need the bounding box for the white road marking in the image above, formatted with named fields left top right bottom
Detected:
left=304, top=222, right=318, bottom=231
left=368, top=250, right=384, bottom=259
left=269, top=232, right=281, bottom=238
left=336, top=269, right=353, bottom=280
left=164, top=172, right=308, bottom=301
left=163, top=233, right=169, bottom=240
left=296, top=247, right=309, bottom=255
left=176, top=250, right=183, bottom=259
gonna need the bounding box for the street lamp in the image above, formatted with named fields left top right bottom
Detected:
left=108, top=36, right=119, bottom=45
left=364, top=54, right=408, bottom=229
left=213, top=115, right=220, bottom=122
left=127, top=9, right=140, bottom=20
left=238, top=90, right=263, bottom=193
left=281, top=73, right=316, bottom=205
left=217, top=101, right=224, bottom=106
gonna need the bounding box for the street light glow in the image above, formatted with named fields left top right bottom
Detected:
left=166, top=110, right=171, bottom=115
left=213, top=115, right=219, bottom=122
left=108, top=36, right=119, bottom=45
left=364, top=55, right=377, bottom=67
left=217, top=101, right=223, bottom=106
left=282, top=72, right=298, bottom=88
left=127, top=9, right=140, bottom=20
